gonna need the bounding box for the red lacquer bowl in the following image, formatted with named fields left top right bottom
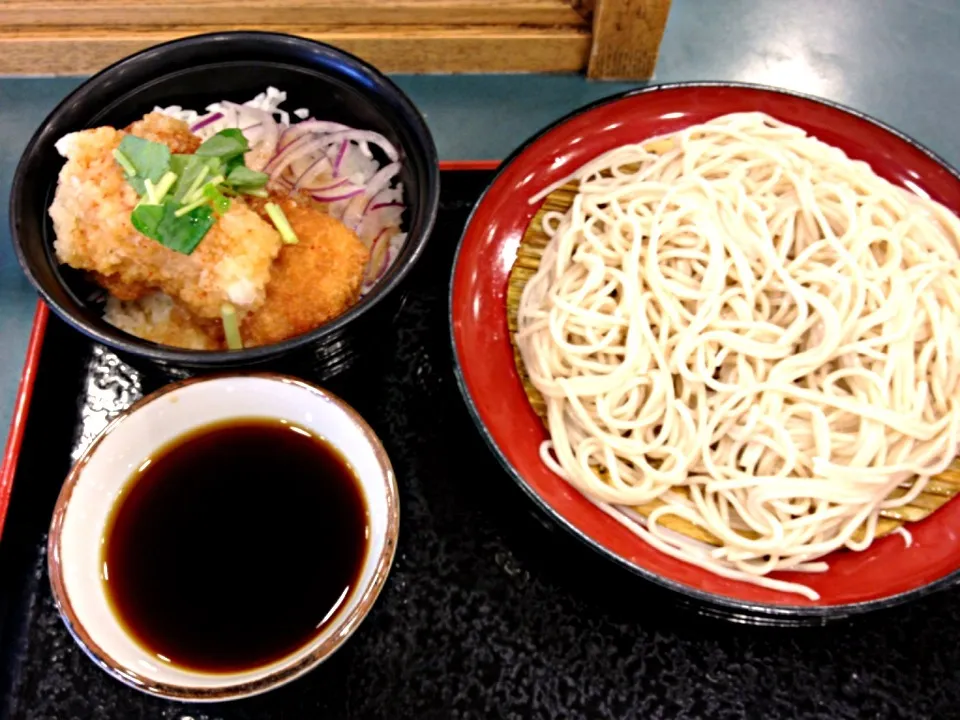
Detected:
left=450, top=83, right=960, bottom=622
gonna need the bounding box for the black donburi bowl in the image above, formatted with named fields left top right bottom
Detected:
left=10, top=32, right=439, bottom=369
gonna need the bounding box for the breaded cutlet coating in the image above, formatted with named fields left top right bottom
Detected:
left=126, top=112, right=202, bottom=154
left=241, top=194, right=370, bottom=347
left=49, top=114, right=284, bottom=320
left=91, top=272, right=153, bottom=301
left=105, top=292, right=224, bottom=350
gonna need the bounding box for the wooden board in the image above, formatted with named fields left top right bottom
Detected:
left=0, top=0, right=587, bottom=28
left=0, top=0, right=671, bottom=82
left=0, top=24, right=591, bottom=75
left=587, top=0, right=671, bottom=79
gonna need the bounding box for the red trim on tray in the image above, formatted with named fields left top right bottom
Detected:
left=439, top=160, right=500, bottom=171
left=0, top=161, right=497, bottom=540
left=0, top=300, right=49, bottom=540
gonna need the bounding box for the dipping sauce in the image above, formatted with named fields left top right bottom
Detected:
left=101, top=417, right=368, bottom=673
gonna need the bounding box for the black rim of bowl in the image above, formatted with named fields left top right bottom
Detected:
left=10, top=30, right=440, bottom=366
left=449, top=80, right=960, bottom=625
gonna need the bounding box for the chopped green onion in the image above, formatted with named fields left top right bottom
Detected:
left=242, top=187, right=269, bottom=198
left=185, top=174, right=225, bottom=205
left=181, top=165, right=210, bottom=204
left=174, top=197, right=209, bottom=218
left=264, top=202, right=299, bottom=245
left=144, top=178, right=158, bottom=205
left=203, top=183, right=231, bottom=215
left=113, top=148, right=137, bottom=176
left=153, top=172, right=178, bottom=204
left=221, top=303, right=243, bottom=350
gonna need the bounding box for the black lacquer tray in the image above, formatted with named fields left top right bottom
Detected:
left=2, top=170, right=960, bottom=720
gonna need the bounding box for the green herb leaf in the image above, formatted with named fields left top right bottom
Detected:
left=195, top=128, right=249, bottom=160
left=130, top=203, right=165, bottom=239
left=223, top=154, right=245, bottom=177
left=159, top=202, right=215, bottom=254
left=226, top=165, right=269, bottom=189
left=117, top=136, right=171, bottom=195
left=131, top=198, right=215, bottom=255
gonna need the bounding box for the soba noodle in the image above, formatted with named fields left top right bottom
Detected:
left=516, top=112, right=960, bottom=599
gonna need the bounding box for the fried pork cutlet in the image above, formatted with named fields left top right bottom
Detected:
left=49, top=114, right=284, bottom=320
left=83, top=114, right=204, bottom=301
left=241, top=194, right=370, bottom=347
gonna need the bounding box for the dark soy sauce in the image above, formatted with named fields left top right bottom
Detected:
left=102, top=418, right=369, bottom=673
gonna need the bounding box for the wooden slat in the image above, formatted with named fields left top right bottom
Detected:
left=567, top=0, right=595, bottom=22
left=586, top=0, right=670, bottom=80
left=0, top=25, right=591, bottom=75
left=0, top=0, right=587, bottom=28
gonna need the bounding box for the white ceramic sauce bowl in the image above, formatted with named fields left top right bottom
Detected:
left=47, top=373, right=399, bottom=702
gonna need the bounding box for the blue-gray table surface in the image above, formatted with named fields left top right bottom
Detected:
left=2, top=0, right=959, bottom=435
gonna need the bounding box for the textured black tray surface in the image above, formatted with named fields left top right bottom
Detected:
left=3, top=171, right=960, bottom=720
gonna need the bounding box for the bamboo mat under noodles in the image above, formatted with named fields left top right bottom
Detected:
left=506, top=167, right=960, bottom=547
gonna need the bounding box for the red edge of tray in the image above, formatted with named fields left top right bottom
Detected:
left=0, top=300, right=49, bottom=540
left=0, top=160, right=500, bottom=539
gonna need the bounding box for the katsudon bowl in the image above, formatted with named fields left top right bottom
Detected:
left=10, top=32, right=439, bottom=370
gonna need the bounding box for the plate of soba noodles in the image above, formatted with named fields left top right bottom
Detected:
left=450, top=82, right=960, bottom=622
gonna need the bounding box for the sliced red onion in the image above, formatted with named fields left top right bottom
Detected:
left=241, top=125, right=266, bottom=146
left=322, top=129, right=399, bottom=162
left=190, top=112, right=223, bottom=133
left=377, top=247, right=395, bottom=281
left=222, top=102, right=279, bottom=161
left=362, top=162, right=401, bottom=200
left=311, top=187, right=365, bottom=203
left=276, top=119, right=354, bottom=153
left=289, top=118, right=355, bottom=134
left=332, top=140, right=348, bottom=177
left=342, top=192, right=371, bottom=230
left=288, top=153, right=315, bottom=180
left=357, top=203, right=402, bottom=242
left=364, top=228, right=391, bottom=280
left=370, top=201, right=405, bottom=211
left=365, top=185, right=403, bottom=210
left=265, top=133, right=313, bottom=170
left=294, top=153, right=338, bottom=190
left=265, top=135, right=323, bottom=181
left=370, top=227, right=389, bottom=245
left=299, top=176, right=353, bottom=193
left=276, top=125, right=300, bottom=153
